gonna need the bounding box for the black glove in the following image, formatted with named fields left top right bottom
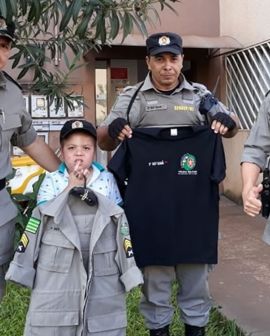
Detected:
left=212, top=112, right=236, bottom=131
left=199, top=93, right=218, bottom=115
left=108, top=118, right=128, bottom=139
left=70, top=187, right=98, bottom=206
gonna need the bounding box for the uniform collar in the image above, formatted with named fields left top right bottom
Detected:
left=141, top=72, right=194, bottom=93
left=40, top=188, right=123, bottom=220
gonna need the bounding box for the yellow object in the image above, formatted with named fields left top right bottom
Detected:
left=11, top=156, right=38, bottom=167
left=9, top=156, right=45, bottom=194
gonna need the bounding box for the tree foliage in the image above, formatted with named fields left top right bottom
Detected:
left=0, top=0, right=179, bottom=105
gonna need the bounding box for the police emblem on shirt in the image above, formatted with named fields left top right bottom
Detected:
left=158, top=36, right=170, bottom=46
left=178, top=153, right=198, bottom=175
left=16, top=233, right=29, bottom=253
left=123, top=238, right=134, bottom=258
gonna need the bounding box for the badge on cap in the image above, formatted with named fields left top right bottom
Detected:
left=0, top=18, right=7, bottom=31
left=72, top=120, right=83, bottom=129
left=158, top=36, right=170, bottom=46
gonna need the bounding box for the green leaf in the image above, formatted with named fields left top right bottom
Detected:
left=75, top=14, right=90, bottom=38
left=72, top=0, right=82, bottom=23
left=10, top=51, right=22, bottom=68
left=122, top=11, right=133, bottom=39
left=17, top=66, right=31, bottom=80
left=131, top=14, right=147, bottom=37
left=59, top=0, right=76, bottom=31
left=7, top=0, right=17, bottom=18
left=109, top=10, right=119, bottom=40
left=95, top=15, right=106, bottom=43
left=0, top=0, right=7, bottom=18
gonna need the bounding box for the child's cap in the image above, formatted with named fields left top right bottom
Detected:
left=60, top=120, right=97, bottom=141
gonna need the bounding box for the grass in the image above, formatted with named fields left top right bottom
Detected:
left=0, top=282, right=246, bottom=336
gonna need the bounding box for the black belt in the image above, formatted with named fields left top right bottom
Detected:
left=0, top=178, right=6, bottom=191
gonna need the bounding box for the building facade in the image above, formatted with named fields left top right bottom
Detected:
left=7, top=0, right=270, bottom=201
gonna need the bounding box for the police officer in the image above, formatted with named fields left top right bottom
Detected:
left=241, top=93, right=270, bottom=244
left=97, top=32, right=239, bottom=336
left=0, top=17, right=60, bottom=301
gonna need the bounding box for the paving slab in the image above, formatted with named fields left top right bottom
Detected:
left=210, top=196, right=270, bottom=336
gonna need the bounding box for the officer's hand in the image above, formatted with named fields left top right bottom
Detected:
left=211, top=112, right=236, bottom=135
left=108, top=118, right=132, bottom=141
left=242, top=184, right=263, bottom=217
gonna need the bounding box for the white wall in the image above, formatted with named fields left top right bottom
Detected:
left=220, top=0, right=270, bottom=47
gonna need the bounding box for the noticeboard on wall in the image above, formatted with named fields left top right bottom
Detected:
left=28, top=94, right=84, bottom=119
left=31, top=95, right=48, bottom=118
left=67, top=96, right=84, bottom=118
left=49, top=97, right=66, bottom=118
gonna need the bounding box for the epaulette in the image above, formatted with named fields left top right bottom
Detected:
left=3, top=71, right=22, bottom=90
left=191, top=82, right=208, bottom=93
left=122, top=81, right=144, bottom=94
left=122, top=85, right=137, bottom=93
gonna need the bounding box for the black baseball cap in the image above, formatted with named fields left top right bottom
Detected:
left=146, top=32, right=183, bottom=56
left=60, top=120, right=97, bottom=141
left=0, top=17, right=15, bottom=42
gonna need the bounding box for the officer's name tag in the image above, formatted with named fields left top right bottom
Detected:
left=146, top=104, right=167, bottom=111
left=170, top=128, right=178, bottom=136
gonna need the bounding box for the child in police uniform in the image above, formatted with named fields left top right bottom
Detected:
left=6, top=120, right=143, bottom=336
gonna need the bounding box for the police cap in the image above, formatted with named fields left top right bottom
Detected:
left=0, top=17, right=15, bottom=42
left=146, top=32, right=183, bottom=56
left=60, top=120, right=97, bottom=141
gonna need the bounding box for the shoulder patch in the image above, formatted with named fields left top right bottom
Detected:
left=3, top=71, right=22, bottom=90
left=191, top=82, right=208, bottom=94
left=122, top=85, right=136, bottom=93
left=122, top=81, right=144, bottom=94
left=25, top=217, right=40, bottom=234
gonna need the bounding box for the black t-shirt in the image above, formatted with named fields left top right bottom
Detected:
left=108, top=126, right=226, bottom=267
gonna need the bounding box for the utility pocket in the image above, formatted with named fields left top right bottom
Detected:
left=28, top=310, right=79, bottom=336
left=93, top=237, right=118, bottom=276
left=27, top=289, right=80, bottom=335
left=0, top=112, right=21, bottom=130
left=30, top=310, right=79, bottom=327
left=0, top=113, right=21, bottom=150
left=38, top=230, right=75, bottom=273
left=87, top=311, right=127, bottom=334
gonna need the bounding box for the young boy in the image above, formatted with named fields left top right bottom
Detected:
left=37, top=119, right=122, bottom=206
left=6, top=120, right=143, bottom=336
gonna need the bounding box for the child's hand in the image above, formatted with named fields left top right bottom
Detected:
left=67, top=162, right=87, bottom=189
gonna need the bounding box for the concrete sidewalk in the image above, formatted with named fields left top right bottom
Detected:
left=210, top=196, right=270, bottom=336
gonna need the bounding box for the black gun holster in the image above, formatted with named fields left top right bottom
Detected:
left=261, top=156, right=270, bottom=218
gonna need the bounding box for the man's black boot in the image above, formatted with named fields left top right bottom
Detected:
left=149, top=324, right=170, bottom=336
left=185, top=324, right=205, bottom=336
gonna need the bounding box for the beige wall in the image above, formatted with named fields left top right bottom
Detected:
left=149, top=0, right=220, bottom=36
left=220, top=0, right=270, bottom=47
